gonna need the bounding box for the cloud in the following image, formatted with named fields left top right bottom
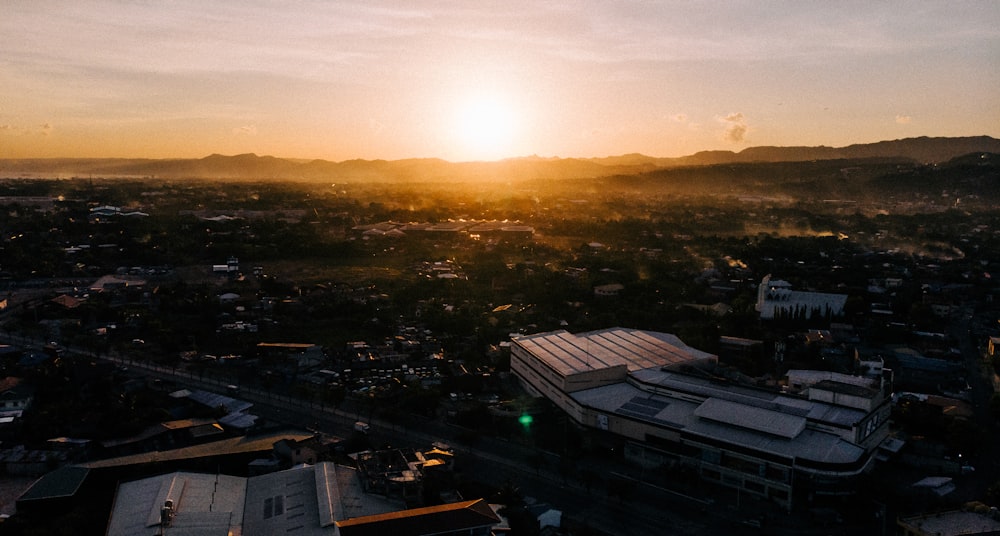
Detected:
left=233, top=125, right=257, bottom=136
left=724, top=123, right=748, bottom=143
left=718, top=112, right=748, bottom=143
left=895, top=114, right=912, bottom=124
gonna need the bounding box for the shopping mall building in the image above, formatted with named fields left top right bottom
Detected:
left=510, top=327, right=893, bottom=511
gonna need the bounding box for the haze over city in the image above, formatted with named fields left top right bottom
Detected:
left=3, top=1, right=999, bottom=162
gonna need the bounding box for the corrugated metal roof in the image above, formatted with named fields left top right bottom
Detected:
left=242, top=463, right=400, bottom=536
left=106, top=462, right=406, bottom=536
left=105, top=472, right=246, bottom=536
left=514, top=328, right=716, bottom=376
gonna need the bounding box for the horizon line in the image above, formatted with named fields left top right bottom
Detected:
left=2, top=134, right=997, bottom=165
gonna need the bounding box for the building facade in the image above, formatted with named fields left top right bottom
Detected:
left=511, top=328, right=892, bottom=512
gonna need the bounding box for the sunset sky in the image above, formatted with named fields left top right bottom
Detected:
left=3, top=1, right=999, bottom=162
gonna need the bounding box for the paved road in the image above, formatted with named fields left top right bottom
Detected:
left=6, top=333, right=869, bottom=535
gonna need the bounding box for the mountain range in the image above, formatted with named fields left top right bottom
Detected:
left=2, top=136, right=998, bottom=182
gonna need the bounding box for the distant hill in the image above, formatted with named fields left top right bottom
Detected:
left=1, top=136, right=997, bottom=182
left=592, top=136, right=1000, bottom=168
left=606, top=151, right=1000, bottom=202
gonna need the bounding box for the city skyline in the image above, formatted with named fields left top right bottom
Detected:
left=3, top=1, right=999, bottom=162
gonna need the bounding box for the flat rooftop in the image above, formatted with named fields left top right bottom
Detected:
left=572, top=371, right=868, bottom=466
left=899, top=510, right=1000, bottom=536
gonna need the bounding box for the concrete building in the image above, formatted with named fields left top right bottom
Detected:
left=511, top=328, right=891, bottom=512
left=756, top=275, right=848, bottom=321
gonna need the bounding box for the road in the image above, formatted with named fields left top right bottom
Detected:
left=6, top=333, right=864, bottom=535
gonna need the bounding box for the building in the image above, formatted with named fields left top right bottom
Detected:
left=15, top=465, right=91, bottom=517
left=0, top=377, right=33, bottom=420
left=354, top=447, right=455, bottom=507
left=105, top=462, right=501, bottom=536
left=755, top=275, right=848, bottom=321
left=898, top=509, right=1000, bottom=536
left=511, top=328, right=891, bottom=512
left=593, top=283, right=625, bottom=297
left=989, top=336, right=1000, bottom=358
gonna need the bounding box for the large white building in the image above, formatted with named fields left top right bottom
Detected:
left=511, top=328, right=891, bottom=512
left=756, top=274, right=848, bottom=320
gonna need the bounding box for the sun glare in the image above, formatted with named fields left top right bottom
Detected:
left=453, top=94, right=517, bottom=161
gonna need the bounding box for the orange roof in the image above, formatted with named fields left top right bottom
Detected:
left=337, top=498, right=500, bottom=536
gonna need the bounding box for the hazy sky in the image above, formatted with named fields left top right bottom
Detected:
left=3, top=1, right=999, bottom=161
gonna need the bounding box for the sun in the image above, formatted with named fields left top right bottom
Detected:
left=452, top=93, right=518, bottom=161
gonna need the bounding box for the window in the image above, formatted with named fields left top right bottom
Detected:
left=862, top=413, right=880, bottom=438
left=263, top=495, right=285, bottom=519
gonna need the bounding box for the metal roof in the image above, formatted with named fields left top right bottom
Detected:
left=16, top=466, right=89, bottom=503
left=572, top=378, right=867, bottom=465
left=105, top=472, right=246, bottom=536
left=81, top=430, right=316, bottom=469
left=513, top=328, right=716, bottom=376
left=337, top=499, right=501, bottom=536
left=899, top=510, right=1000, bottom=536
left=629, top=368, right=865, bottom=428
left=694, top=398, right=806, bottom=439
left=106, top=463, right=405, bottom=536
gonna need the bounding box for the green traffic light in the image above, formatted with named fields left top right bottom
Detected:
left=519, top=414, right=533, bottom=427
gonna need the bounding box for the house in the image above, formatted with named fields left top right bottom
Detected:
left=175, top=388, right=258, bottom=431
left=87, top=205, right=148, bottom=223
left=273, top=435, right=341, bottom=466
left=911, top=476, right=956, bottom=498
left=593, top=283, right=624, bottom=297
left=88, top=274, right=147, bottom=293
left=98, top=418, right=226, bottom=456
left=257, top=342, right=326, bottom=369
left=49, top=294, right=83, bottom=310
left=0, top=377, right=33, bottom=419
left=988, top=336, right=1000, bottom=358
